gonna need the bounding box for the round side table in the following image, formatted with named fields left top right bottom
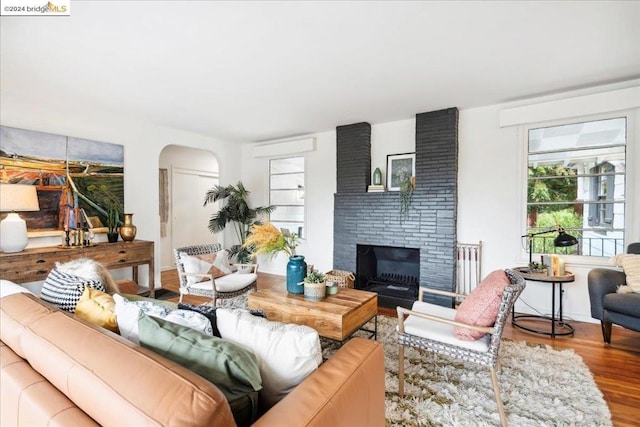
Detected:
left=512, top=266, right=575, bottom=338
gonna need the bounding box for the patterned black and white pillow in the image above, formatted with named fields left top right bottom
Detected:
left=40, top=268, right=106, bottom=313
left=178, top=302, right=220, bottom=337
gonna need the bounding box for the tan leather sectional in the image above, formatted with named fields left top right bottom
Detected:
left=0, top=292, right=385, bottom=426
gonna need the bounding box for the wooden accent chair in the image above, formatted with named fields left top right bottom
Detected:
left=397, top=269, right=525, bottom=427
left=173, top=243, right=257, bottom=306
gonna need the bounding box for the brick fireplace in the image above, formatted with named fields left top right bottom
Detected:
left=333, top=108, right=459, bottom=308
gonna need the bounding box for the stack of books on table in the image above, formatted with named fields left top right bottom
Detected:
left=367, top=185, right=386, bottom=192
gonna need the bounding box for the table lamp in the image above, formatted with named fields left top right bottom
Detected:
left=522, top=225, right=578, bottom=265
left=0, top=183, right=40, bottom=253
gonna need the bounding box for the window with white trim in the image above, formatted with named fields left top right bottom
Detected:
left=269, top=156, right=305, bottom=238
left=527, top=116, right=626, bottom=257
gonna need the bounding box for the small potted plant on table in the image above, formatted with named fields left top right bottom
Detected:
left=303, top=269, right=326, bottom=301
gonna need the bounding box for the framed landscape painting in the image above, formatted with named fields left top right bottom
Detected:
left=0, top=126, right=124, bottom=232
left=386, top=152, right=415, bottom=191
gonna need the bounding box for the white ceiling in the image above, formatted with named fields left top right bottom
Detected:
left=1, top=1, right=639, bottom=143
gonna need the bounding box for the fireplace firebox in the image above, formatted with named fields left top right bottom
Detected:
left=356, top=244, right=419, bottom=309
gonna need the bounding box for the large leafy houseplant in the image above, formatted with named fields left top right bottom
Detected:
left=204, top=182, right=275, bottom=263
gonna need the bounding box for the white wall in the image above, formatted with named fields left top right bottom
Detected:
left=240, top=131, right=337, bottom=275
left=0, top=92, right=242, bottom=289
left=241, top=82, right=640, bottom=323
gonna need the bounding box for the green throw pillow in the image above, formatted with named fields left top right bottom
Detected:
left=137, top=311, right=262, bottom=405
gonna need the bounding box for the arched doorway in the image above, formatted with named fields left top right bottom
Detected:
left=158, top=145, right=220, bottom=271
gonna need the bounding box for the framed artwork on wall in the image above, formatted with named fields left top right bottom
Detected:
left=386, top=152, right=415, bottom=191
left=0, top=126, right=124, bottom=233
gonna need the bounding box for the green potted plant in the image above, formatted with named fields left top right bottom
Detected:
left=399, top=176, right=415, bottom=213
left=303, top=269, right=326, bottom=301
left=106, top=205, right=121, bottom=243
left=85, top=184, right=123, bottom=243
left=204, top=182, right=275, bottom=263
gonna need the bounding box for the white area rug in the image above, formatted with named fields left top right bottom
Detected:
left=216, top=293, right=611, bottom=426
left=323, top=316, right=612, bottom=427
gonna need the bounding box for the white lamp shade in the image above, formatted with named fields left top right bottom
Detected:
left=0, top=183, right=40, bottom=253
left=0, top=184, right=40, bottom=212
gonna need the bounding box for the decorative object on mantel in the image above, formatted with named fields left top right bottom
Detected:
left=367, top=184, right=386, bottom=192
left=0, top=183, right=40, bottom=253
left=399, top=176, right=415, bottom=214
left=119, top=213, right=137, bottom=241
left=372, top=167, right=383, bottom=185
left=204, top=181, right=274, bottom=263
left=243, top=222, right=303, bottom=294
left=386, top=152, right=415, bottom=191
left=303, top=269, right=326, bottom=300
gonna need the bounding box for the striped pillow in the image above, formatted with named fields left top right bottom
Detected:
left=40, top=268, right=106, bottom=312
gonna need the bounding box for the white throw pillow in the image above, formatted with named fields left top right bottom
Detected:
left=114, top=294, right=214, bottom=343
left=612, top=254, right=640, bottom=293
left=113, top=294, right=142, bottom=344
left=179, top=252, right=215, bottom=285
left=0, top=280, right=35, bottom=298
left=164, top=309, right=214, bottom=335
left=216, top=308, right=322, bottom=409
left=56, top=257, right=120, bottom=294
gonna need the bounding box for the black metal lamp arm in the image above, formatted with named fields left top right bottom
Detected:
left=522, top=225, right=577, bottom=265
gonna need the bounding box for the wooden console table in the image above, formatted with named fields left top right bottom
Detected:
left=0, top=240, right=155, bottom=297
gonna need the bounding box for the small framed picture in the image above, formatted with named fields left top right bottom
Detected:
left=386, top=153, right=415, bottom=191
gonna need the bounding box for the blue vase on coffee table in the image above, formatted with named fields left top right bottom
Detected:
left=286, top=255, right=307, bottom=294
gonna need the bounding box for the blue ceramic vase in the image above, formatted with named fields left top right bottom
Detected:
left=286, top=255, right=307, bottom=294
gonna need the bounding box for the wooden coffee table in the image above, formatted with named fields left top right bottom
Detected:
left=247, top=287, right=378, bottom=341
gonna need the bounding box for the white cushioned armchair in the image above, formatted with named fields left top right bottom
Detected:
left=174, top=243, right=257, bottom=306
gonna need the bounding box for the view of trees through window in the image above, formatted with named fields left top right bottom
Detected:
left=527, top=117, right=626, bottom=257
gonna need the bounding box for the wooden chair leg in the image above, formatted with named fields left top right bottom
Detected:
left=398, top=344, right=405, bottom=397
left=489, top=367, right=507, bottom=427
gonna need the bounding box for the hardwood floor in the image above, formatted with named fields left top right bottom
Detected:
left=160, top=270, right=640, bottom=426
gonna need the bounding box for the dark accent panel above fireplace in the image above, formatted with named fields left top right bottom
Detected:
left=336, top=122, right=371, bottom=194
left=333, top=108, right=459, bottom=308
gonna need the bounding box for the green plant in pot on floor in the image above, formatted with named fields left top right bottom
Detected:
left=204, top=181, right=274, bottom=263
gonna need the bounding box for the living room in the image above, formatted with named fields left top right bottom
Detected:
left=1, top=1, right=639, bottom=426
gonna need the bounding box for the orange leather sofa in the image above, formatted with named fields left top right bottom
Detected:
left=0, top=292, right=385, bottom=427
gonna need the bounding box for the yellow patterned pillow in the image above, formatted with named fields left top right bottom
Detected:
left=75, top=286, right=119, bottom=332
left=612, top=254, right=640, bottom=293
